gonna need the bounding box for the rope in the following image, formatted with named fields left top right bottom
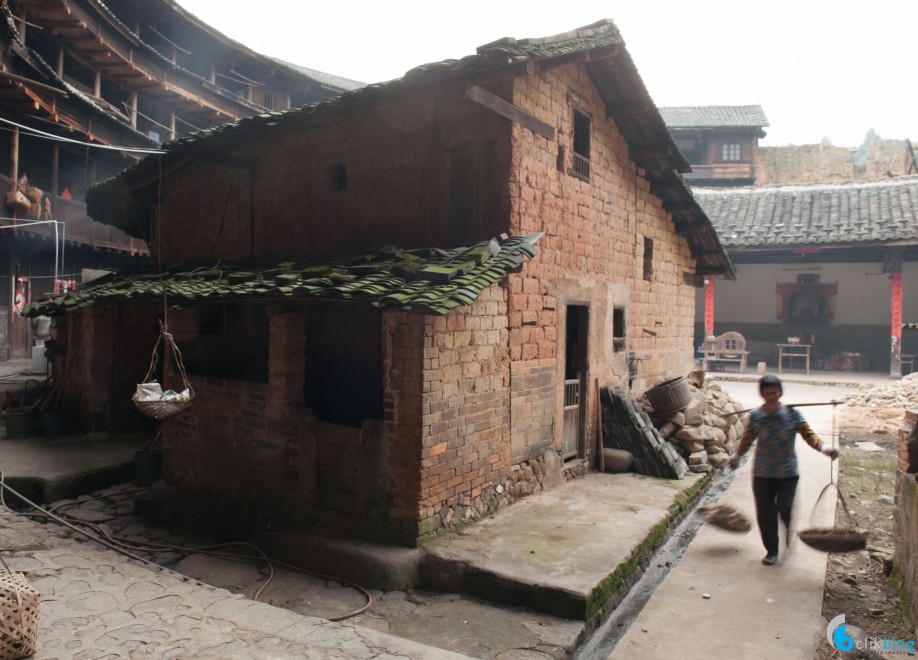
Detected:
left=0, top=477, right=372, bottom=621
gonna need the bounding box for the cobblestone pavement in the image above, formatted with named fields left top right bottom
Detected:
left=0, top=504, right=469, bottom=659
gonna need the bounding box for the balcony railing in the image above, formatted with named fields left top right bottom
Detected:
left=683, top=163, right=755, bottom=180
left=0, top=175, right=148, bottom=255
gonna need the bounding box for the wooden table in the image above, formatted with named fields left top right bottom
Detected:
left=777, top=343, right=812, bottom=374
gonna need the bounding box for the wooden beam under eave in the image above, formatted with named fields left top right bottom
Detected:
left=466, top=61, right=536, bottom=87
left=629, top=144, right=674, bottom=160
left=464, top=82, right=554, bottom=141
left=605, top=100, right=651, bottom=118
left=674, top=223, right=710, bottom=235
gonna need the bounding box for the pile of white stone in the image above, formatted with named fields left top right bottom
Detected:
left=839, top=373, right=918, bottom=434
left=844, top=373, right=918, bottom=409
left=641, top=368, right=747, bottom=473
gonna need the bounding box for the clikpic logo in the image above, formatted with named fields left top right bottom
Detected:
left=827, top=614, right=853, bottom=651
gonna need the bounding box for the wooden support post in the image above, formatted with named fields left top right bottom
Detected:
left=93, top=69, right=101, bottom=98
left=129, top=92, right=138, bottom=128
left=57, top=41, right=65, bottom=78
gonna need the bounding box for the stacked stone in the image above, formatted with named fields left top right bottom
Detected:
left=641, top=369, right=746, bottom=474
left=600, top=387, right=689, bottom=479
left=845, top=375, right=918, bottom=409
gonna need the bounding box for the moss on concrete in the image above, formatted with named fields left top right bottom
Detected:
left=585, top=470, right=713, bottom=619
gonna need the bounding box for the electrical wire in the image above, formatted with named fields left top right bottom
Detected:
left=0, top=477, right=373, bottom=621
left=0, top=115, right=164, bottom=155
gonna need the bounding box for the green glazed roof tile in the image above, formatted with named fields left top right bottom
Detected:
left=25, top=234, right=542, bottom=318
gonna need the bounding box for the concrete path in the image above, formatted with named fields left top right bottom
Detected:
left=609, top=379, right=848, bottom=659
left=0, top=507, right=470, bottom=659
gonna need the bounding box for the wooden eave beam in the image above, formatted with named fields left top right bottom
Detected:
left=605, top=100, right=651, bottom=118
left=466, top=60, right=537, bottom=86
left=674, top=222, right=711, bottom=235
left=630, top=144, right=675, bottom=160
left=464, top=81, right=554, bottom=140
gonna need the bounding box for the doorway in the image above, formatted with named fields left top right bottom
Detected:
left=562, top=304, right=589, bottom=460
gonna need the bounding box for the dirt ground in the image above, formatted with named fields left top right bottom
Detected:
left=813, top=408, right=915, bottom=659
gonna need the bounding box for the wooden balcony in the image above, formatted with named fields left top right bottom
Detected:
left=0, top=176, right=148, bottom=256
left=683, top=163, right=755, bottom=181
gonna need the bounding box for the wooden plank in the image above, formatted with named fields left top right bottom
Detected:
left=464, top=82, right=554, bottom=141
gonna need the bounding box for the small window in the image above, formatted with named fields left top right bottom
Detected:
left=643, top=237, right=654, bottom=281
left=722, top=144, right=741, bottom=161
left=612, top=307, right=626, bottom=352
left=572, top=110, right=590, bottom=180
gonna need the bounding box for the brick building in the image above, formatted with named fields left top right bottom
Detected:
left=31, top=20, right=733, bottom=546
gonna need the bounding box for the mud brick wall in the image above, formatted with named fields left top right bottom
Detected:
left=383, top=310, right=426, bottom=543
left=155, top=79, right=512, bottom=266
left=55, top=302, right=159, bottom=432
left=506, top=63, right=699, bottom=460
left=415, top=286, right=512, bottom=540
left=510, top=360, right=555, bottom=463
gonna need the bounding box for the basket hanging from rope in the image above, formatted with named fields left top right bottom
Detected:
left=797, top=482, right=867, bottom=553
left=132, top=323, right=194, bottom=421
left=796, top=405, right=866, bottom=553
left=0, top=556, right=40, bottom=660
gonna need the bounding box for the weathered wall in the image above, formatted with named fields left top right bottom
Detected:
left=756, top=144, right=854, bottom=185
left=155, top=80, right=512, bottom=265
left=508, top=63, right=699, bottom=463
left=756, top=140, right=914, bottom=185
left=893, top=472, right=918, bottom=635
left=53, top=302, right=159, bottom=433
left=415, top=285, right=513, bottom=539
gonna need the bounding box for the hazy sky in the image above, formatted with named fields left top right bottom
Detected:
left=177, top=0, right=916, bottom=149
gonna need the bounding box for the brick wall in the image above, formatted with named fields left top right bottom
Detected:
left=155, top=79, right=513, bottom=266
left=415, top=286, right=513, bottom=539
left=55, top=302, right=159, bottom=432
left=506, top=64, right=699, bottom=463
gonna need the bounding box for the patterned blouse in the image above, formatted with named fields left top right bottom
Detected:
left=735, top=405, right=823, bottom=478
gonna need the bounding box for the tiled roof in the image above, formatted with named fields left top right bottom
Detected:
left=267, top=57, right=365, bottom=92
left=692, top=176, right=918, bottom=248
left=85, top=20, right=734, bottom=279
left=25, top=234, right=541, bottom=318
left=659, top=106, right=770, bottom=129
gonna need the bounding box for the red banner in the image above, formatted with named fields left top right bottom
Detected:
left=704, top=279, right=715, bottom=337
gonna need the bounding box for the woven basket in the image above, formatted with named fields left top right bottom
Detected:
left=132, top=392, right=193, bottom=421
left=0, top=560, right=40, bottom=659
left=798, top=481, right=866, bottom=553
left=644, top=376, right=692, bottom=416
left=797, top=527, right=867, bottom=553
left=134, top=325, right=194, bottom=422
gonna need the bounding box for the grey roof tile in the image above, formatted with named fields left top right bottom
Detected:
left=692, top=176, right=918, bottom=248
left=659, top=105, right=770, bottom=129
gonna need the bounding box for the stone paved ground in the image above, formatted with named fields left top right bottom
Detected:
left=0, top=505, right=469, bottom=659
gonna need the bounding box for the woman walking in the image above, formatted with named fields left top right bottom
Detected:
left=727, top=375, right=839, bottom=565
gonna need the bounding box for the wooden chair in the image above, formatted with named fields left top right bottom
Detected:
left=698, top=331, right=749, bottom=374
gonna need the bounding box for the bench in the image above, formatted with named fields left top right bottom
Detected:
left=698, top=331, right=749, bottom=374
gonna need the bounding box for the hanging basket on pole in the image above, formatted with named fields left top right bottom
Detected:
left=132, top=320, right=194, bottom=421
